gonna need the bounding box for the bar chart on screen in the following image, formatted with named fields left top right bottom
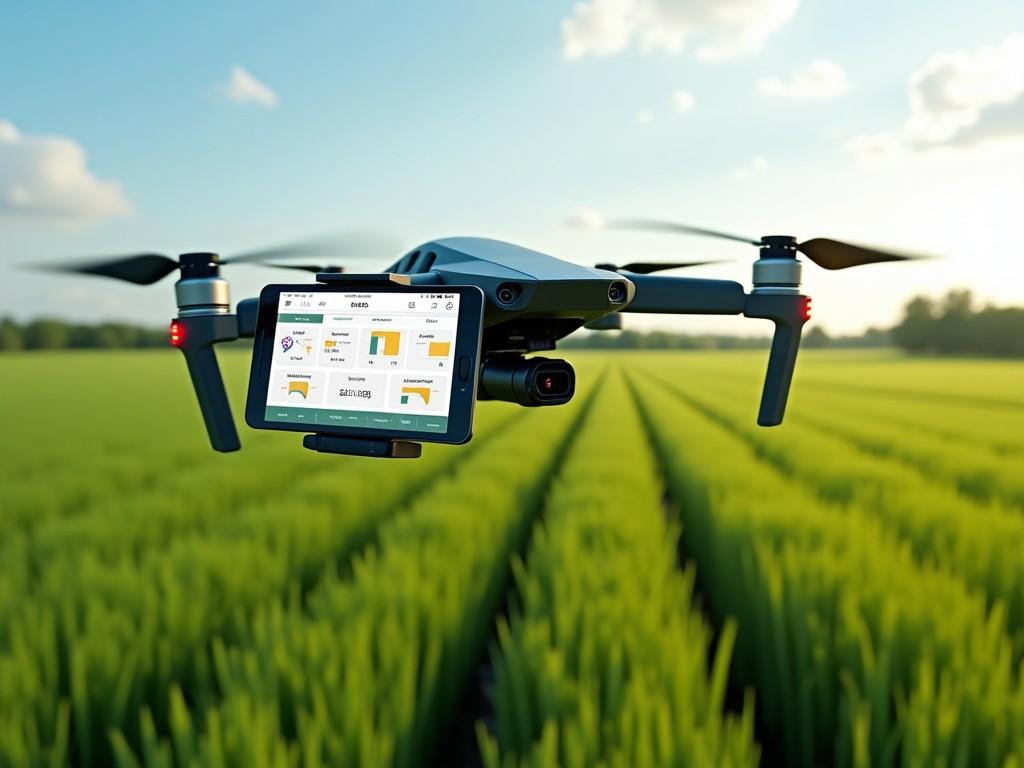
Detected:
left=411, top=331, right=453, bottom=371
left=361, top=329, right=404, bottom=368
left=389, top=374, right=446, bottom=412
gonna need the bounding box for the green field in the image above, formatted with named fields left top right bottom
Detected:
left=2, top=349, right=1023, bottom=767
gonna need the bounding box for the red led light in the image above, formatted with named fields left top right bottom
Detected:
left=801, top=297, right=813, bottom=322
left=169, top=321, right=184, bottom=347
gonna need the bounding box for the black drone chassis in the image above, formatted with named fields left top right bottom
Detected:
left=169, top=237, right=811, bottom=456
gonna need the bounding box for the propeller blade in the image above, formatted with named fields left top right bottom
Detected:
left=610, top=219, right=761, bottom=246
left=797, top=238, right=932, bottom=270
left=38, top=253, right=179, bottom=285
left=222, top=230, right=401, bottom=266
left=262, top=263, right=345, bottom=274
left=616, top=260, right=720, bottom=274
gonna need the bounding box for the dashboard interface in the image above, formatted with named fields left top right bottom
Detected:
left=264, top=290, right=461, bottom=433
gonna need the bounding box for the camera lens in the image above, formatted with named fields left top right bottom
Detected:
left=479, top=355, right=575, bottom=406
left=496, top=283, right=520, bottom=306
left=608, top=281, right=627, bottom=303
left=536, top=370, right=571, bottom=397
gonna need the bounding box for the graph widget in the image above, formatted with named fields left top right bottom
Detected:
left=369, top=330, right=400, bottom=356
left=274, top=323, right=319, bottom=368
left=270, top=369, right=326, bottom=404
left=410, top=330, right=454, bottom=371
left=318, top=328, right=358, bottom=368
left=389, top=374, right=446, bottom=413
left=360, top=329, right=404, bottom=369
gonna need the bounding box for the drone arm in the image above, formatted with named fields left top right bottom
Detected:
left=621, top=274, right=746, bottom=314
left=172, top=314, right=241, bottom=452
left=743, top=293, right=809, bottom=426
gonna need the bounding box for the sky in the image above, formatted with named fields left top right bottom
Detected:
left=1, top=0, right=1022, bottom=335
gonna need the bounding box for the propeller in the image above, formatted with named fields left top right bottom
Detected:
left=610, top=218, right=933, bottom=270
left=33, top=231, right=401, bottom=285
left=261, top=263, right=346, bottom=274
left=596, top=260, right=720, bottom=274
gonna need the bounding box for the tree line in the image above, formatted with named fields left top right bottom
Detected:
left=0, top=318, right=169, bottom=350
left=2, top=289, right=1021, bottom=356
left=890, top=290, right=1024, bottom=357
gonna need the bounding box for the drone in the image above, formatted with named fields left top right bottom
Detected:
left=41, top=221, right=926, bottom=457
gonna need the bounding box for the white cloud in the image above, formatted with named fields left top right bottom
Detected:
left=671, top=88, right=696, bottom=112
left=732, top=156, right=769, bottom=179
left=564, top=206, right=606, bottom=230
left=757, top=59, right=849, bottom=100
left=562, top=0, right=799, bottom=61
left=0, top=119, right=131, bottom=224
left=847, top=33, right=1024, bottom=158
left=907, top=33, right=1024, bottom=146
left=634, top=108, right=655, bottom=124
left=221, top=65, right=278, bottom=108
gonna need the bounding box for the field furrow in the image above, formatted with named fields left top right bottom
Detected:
left=643, top=364, right=1024, bottom=635
left=0, top=402, right=521, bottom=767
left=107, top=381, right=597, bottom=768
left=477, top=368, right=759, bottom=767
left=3, top=349, right=1023, bottom=768
left=628, top=370, right=1024, bottom=767
left=667, top=351, right=1024, bottom=409
left=792, top=395, right=1024, bottom=511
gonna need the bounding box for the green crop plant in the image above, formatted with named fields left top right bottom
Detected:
left=628, top=371, right=1024, bottom=767
left=3, top=349, right=1023, bottom=768
left=647, top=365, right=1024, bottom=635
left=478, top=369, right=758, bottom=768
left=660, top=350, right=1024, bottom=455
left=105, top=381, right=595, bottom=768
left=791, top=390, right=1024, bottom=510
left=0, top=353, right=522, bottom=767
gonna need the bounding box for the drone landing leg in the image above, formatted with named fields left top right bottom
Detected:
left=743, top=293, right=809, bottom=426
left=173, top=314, right=242, bottom=452
left=622, top=274, right=808, bottom=427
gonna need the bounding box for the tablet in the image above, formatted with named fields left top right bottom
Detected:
left=246, top=283, right=485, bottom=444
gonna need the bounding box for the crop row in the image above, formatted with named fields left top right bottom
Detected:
left=628, top=371, right=1024, bottom=766
left=107, top=380, right=595, bottom=767
left=0, top=402, right=519, bottom=767
left=658, top=351, right=1024, bottom=455
left=656, top=357, right=1024, bottom=508
left=478, top=369, right=758, bottom=767
left=1, top=404, right=511, bottom=583
left=792, top=389, right=1024, bottom=510
left=0, top=352, right=246, bottom=511
left=664, top=351, right=1024, bottom=409
left=648, top=364, right=1024, bottom=635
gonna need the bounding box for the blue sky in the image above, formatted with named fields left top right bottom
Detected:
left=2, top=0, right=1022, bottom=334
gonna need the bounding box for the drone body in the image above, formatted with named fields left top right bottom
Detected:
left=383, top=237, right=635, bottom=351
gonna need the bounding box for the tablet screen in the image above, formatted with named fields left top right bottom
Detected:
left=264, top=290, right=461, bottom=434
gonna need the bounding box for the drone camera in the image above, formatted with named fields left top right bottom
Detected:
left=608, top=281, right=628, bottom=303
left=538, top=369, right=572, bottom=397
left=496, top=283, right=521, bottom=306
left=479, top=354, right=575, bottom=407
